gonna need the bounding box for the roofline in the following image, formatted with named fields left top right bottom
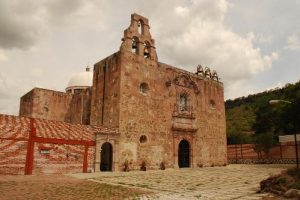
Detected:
left=65, top=86, right=92, bottom=91
left=158, top=61, right=223, bottom=85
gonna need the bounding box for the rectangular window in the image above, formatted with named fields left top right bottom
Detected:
left=40, top=149, right=50, bottom=155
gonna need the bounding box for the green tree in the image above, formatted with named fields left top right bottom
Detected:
left=253, top=132, right=276, bottom=158
left=225, top=80, right=300, bottom=148
left=226, top=105, right=255, bottom=144
left=252, top=100, right=278, bottom=157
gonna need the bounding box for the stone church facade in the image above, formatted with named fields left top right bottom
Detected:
left=1, top=13, right=226, bottom=174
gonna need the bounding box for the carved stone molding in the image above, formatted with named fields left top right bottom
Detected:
left=171, top=117, right=198, bottom=132
left=173, top=74, right=199, bottom=94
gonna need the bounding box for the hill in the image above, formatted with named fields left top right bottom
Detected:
left=225, top=80, right=300, bottom=145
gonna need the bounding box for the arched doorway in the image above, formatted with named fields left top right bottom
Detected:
left=178, top=140, right=190, bottom=168
left=100, top=142, right=113, bottom=171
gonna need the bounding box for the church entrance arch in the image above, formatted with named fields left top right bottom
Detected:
left=100, top=142, right=113, bottom=171
left=178, top=140, right=190, bottom=168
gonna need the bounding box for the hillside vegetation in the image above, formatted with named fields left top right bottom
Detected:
left=225, top=80, right=300, bottom=149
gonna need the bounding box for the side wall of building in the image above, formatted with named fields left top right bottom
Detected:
left=19, top=90, right=34, bottom=118
left=66, top=89, right=92, bottom=125
left=190, top=76, right=227, bottom=167
left=90, top=53, right=121, bottom=127
left=19, top=88, right=91, bottom=125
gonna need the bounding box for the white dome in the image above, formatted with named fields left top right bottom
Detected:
left=66, top=67, right=93, bottom=92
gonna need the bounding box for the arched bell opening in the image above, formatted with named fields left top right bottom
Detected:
left=143, top=41, right=151, bottom=59
left=131, top=37, right=139, bottom=54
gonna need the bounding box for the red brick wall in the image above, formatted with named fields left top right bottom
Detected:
left=0, top=115, right=29, bottom=174
left=0, top=140, right=27, bottom=174
left=0, top=114, right=96, bottom=175
left=33, top=143, right=84, bottom=174
left=87, top=146, right=95, bottom=172
left=227, top=144, right=297, bottom=160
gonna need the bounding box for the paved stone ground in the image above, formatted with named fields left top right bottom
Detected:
left=70, top=164, right=294, bottom=200
left=0, top=174, right=148, bottom=200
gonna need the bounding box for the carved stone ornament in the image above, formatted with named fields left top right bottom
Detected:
left=173, top=74, right=200, bottom=94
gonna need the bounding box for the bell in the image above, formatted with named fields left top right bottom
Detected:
left=212, top=71, right=219, bottom=81
left=132, top=41, right=137, bottom=49
left=144, top=49, right=150, bottom=58
left=204, top=67, right=211, bottom=78
left=196, top=65, right=204, bottom=76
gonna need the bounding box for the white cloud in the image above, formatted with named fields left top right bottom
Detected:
left=30, top=68, right=44, bottom=78
left=0, top=50, right=7, bottom=61
left=140, top=0, right=278, bottom=86
left=256, top=34, right=273, bottom=44
left=0, top=0, right=282, bottom=114
left=285, top=34, right=300, bottom=51
left=266, top=81, right=284, bottom=91
left=0, top=72, right=21, bottom=115
left=0, top=0, right=106, bottom=50
left=0, top=0, right=46, bottom=50
left=175, top=6, right=190, bottom=17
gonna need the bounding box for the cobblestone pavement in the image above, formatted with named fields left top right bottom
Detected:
left=0, top=174, right=148, bottom=200
left=70, top=164, right=293, bottom=200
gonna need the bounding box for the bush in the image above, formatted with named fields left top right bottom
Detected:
left=260, top=167, right=300, bottom=196
left=287, top=168, right=300, bottom=179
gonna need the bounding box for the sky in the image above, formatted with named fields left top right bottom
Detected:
left=0, top=0, right=299, bottom=115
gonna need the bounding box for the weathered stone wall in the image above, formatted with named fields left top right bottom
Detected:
left=91, top=13, right=227, bottom=171
left=66, top=89, right=92, bottom=125
left=117, top=52, right=172, bottom=170
left=19, top=90, right=34, bottom=118
left=19, top=88, right=91, bottom=125
left=90, top=53, right=121, bottom=127
left=19, top=88, right=72, bottom=121
left=116, top=51, right=226, bottom=170
left=116, top=13, right=226, bottom=170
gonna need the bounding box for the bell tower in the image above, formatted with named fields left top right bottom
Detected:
left=120, top=13, right=158, bottom=61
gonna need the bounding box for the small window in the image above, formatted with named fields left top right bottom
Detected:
left=180, top=94, right=188, bottom=111
left=140, top=83, right=149, bottom=94
left=140, top=135, right=147, bottom=143
left=209, top=100, right=216, bottom=109
left=138, top=20, right=143, bottom=35
left=40, top=149, right=50, bottom=155
left=43, top=106, right=49, bottom=112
